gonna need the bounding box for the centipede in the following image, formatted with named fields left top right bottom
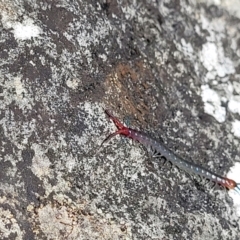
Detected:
left=101, top=110, right=240, bottom=193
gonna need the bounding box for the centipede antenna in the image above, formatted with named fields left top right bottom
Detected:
left=100, top=130, right=122, bottom=147
left=95, top=131, right=119, bottom=155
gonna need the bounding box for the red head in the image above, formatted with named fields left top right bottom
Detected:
left=101, top=110, right=131, bottom=146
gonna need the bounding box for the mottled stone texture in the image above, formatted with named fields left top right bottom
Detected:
left=0, top=0, right=240, bottom=239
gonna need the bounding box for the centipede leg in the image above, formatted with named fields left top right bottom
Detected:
left=149, top=146, right=160, bottom=158
left=160, top=156, right=168, bottom=165
left=194, top=174, right=203, bottom=184
left=210, top=181, right=217, bottom=190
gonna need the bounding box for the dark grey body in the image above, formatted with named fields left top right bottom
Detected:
left=129, top=129, right=225, bottom=184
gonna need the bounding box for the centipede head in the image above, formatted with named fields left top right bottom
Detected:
left=99, top=110, right=131, bottom=148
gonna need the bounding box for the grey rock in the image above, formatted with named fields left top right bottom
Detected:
left=0, top=0, right=240, bottom=239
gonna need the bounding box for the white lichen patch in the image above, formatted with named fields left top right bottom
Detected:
left=11, top=18, right=42, bottom=40
left=14, top=77, right=26, bottom=96
left=1, top=7, right=41, bottom=41
left=228, top=95, right=240, bottom=115
left=66, top=78, right=81, bottom=90
left=175, top=10, right=238, bottom=126
left=231, top=120, right=240, bottom=138
left=198, top=17, right=240, bottom=125
left=64, top=155, right=77, bottom=173
left=31, top=143, right=52, bottom=178
left=201, top=85, right=226, bottom=123
left=200, top=42, right=235, bottom=80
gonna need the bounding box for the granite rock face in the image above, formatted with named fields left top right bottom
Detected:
left=1, top=0, right=240, bottom=239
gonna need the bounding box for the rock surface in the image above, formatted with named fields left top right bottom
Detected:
left=0, top=0, right=240, bottom=239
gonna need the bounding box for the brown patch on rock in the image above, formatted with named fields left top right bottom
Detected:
left=104, top=60, right=159, bottom=127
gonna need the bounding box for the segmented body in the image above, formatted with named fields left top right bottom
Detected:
left=128, top=129, right=234, bottom=188
left=102, top=110, right=238, bottom=191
